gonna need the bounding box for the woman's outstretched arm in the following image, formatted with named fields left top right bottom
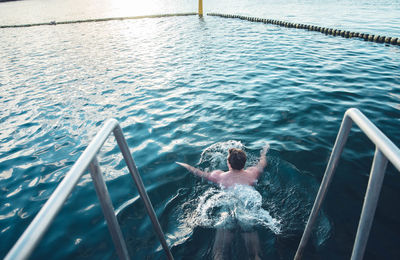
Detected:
left=176, top=162, right=222, bottom=183
left=246, top=145, right=269, bottom=178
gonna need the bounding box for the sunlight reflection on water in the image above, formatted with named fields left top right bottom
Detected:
left=0, top=1, right=400, bottom=259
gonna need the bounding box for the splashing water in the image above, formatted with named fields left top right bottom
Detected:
left=197, top=140, right=270, bottom=171
left=188, top=185, right=281, bottom=234
left=198, top=140, right=245, bottom=170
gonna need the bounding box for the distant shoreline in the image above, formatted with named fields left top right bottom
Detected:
left=0, top=0, right=21, bottom=2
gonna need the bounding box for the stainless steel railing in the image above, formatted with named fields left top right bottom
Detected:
left=5, top=119, right=173, bottom=260
left=295, top=108, right=400, bottom=260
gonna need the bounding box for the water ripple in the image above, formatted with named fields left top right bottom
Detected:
left=0, top=13, right=399, bottom=259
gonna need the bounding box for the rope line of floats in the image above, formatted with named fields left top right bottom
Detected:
left=208, top=13, right=400, bottom=47
left=0, top=13, right=197, bottom=29
left=2, top=11, right=399, bottom=47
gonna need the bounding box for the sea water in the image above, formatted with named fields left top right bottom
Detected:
left=0, top=0, right=400, bottom=259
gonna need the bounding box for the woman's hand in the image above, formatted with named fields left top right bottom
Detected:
left=260, top=143, right=270, bottom=157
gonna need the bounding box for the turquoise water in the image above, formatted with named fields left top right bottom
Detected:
left=1, top=0, right=400, bottom=259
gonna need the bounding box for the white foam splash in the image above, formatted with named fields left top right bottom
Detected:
left=198, top=140, right=244, bottom=170
left=188, top=185, right=281, bottom=234
left=198, top=140, right=271, bottom=171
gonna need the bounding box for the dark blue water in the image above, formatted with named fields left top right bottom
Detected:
left=1, top=1, right=400, bottom=259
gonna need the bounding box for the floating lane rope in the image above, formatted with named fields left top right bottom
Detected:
left=0, top=13, right=197, bottom=29
left=208, top=13, right=400, bottom=47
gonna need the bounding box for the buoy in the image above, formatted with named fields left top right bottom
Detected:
left=368, top=35, right=374, bottom=41
left=390, top=37, right=398, bottom=45
left=385, top=37, right=391, bottom=44
left=364, top=34, right=369, bottom=40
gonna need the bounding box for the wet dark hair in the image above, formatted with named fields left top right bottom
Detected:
left=228, top=148, right=246, bottom=170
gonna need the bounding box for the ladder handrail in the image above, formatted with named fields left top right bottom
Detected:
left=295, top=108, right=400, bottom=260
left=5, top=119, right=173, bottom=260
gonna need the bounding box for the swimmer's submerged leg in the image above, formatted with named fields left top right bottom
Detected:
left=242, top=231, right=262, bottom=260
left=212, top=229, right=234, bottom=260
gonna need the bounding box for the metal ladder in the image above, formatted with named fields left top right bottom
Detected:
left=5, top=119, right=173, bottom=260
left=295, top=108, right=400, bottom=260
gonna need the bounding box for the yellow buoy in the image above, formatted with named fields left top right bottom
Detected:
left=199, top=0, right=203, bottom=17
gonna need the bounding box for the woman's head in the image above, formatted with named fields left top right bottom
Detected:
left=227, top=148, right=247, bottom=170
